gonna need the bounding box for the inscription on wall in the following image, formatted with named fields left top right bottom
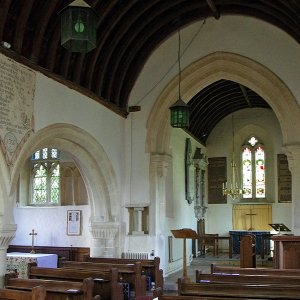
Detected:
left=208, top=157, right=227, bottom=204
left=0, top=53, right=35, bottom=165
left=278, top=154, right=292, bottom=203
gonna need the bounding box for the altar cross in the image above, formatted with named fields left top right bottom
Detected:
left=246, top=209, right=257, bottom=231
left=29, top=229, right=37, bottom=254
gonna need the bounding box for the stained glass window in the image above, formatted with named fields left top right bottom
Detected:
left=31, top=148, right=60, bottom=205
left=242, top=137, right=265, bottom=199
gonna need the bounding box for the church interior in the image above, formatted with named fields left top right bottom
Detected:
left=1, top=0, right=300, bottom=299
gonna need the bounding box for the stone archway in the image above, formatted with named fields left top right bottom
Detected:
left=10, top=123, right=120, bottom=256
left=146, top=51, right=300, bottom=155
left=147, top=51, right=300, bottom=233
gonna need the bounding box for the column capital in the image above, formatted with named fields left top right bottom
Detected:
left=150, top=153, right=171, bottom=178
left=89, top=222, right=119, bottom=239
left=284, top=143, right=300, bottom=158
left=0, top=224, right=17, bottom=249
left=283, top=143, right=300, bottom=171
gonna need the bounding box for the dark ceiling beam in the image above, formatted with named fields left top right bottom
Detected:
left=60, top=51, right=72, bottom=78
left=107, top=4, right=208, bottom=107
left=30, top=0, right=60, bottom=63
left=239, top=84, right=252, bottom=107
left=0, top=0, right=12, bottom=41
left=206, top=0, right=220, bottom=19
left=13, top=0, right=35, bottom=52
left=45, top=24, right=61, bottom=72
left=72, top=0, right=104, bottom=84
left=84, top=0, right=131, bottom=90
left=93, top=0, right=163, bottom=100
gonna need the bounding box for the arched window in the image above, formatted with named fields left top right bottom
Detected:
left=30, top=148, right=60, bottom=205
left=242, top=136, right=265, bottom=199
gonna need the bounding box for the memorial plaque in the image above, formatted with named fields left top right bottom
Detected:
left=0, top=53, right=35, bottom=166
left=208, top=157, right=226, bottom=204
left=278, top=154, right=292, bottom=203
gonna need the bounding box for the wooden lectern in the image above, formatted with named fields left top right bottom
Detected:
left=171, top=228, right=198, bottom=281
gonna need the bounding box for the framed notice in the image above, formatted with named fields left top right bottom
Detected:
left=67, top=210, right=81, bottom=235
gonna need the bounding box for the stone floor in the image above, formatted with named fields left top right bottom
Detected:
left=163, top=252, right=273, bottom=294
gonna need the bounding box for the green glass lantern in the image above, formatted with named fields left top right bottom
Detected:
left=169, top=98, right=190, bottom=128
left=59, top=0, right=98, bottom=53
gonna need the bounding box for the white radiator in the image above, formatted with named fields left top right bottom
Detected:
left=122, top=252, right=151, bottom=259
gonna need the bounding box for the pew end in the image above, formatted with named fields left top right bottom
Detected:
left=0, top=285, right=46, bottom=300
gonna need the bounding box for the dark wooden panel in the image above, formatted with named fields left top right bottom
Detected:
left=208, top=157, right=226, bottom=204
left=278, top=154, right=292, bottom=203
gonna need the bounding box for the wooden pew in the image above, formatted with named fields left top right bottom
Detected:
left=27, top=264, right=123, bottom=300
left=0, top=286, right=46, bottom=300
left=84, top=256, right=164, bottom=291
left=61, top=260, right=147, bottom=298
left=5, top=277, right=97, bottom=300
left=196, top=271, right=300, bottom=285
left=210, top=263, right=300, bottom=276
left=178, top=278, right=300, bottom=299
left=157, top=296, right=269, bottom=300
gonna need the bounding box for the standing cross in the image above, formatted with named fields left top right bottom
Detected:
left=29, top=229, right=37, bottom=254
left=246, top=209, right=257, bottom=231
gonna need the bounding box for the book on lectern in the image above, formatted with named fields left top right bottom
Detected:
left=269, top=223, right=291, bottom=233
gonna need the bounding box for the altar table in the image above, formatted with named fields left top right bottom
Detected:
left=6, top=252, right=58, bottom=278
left=229, top=230, right=271, bottom=256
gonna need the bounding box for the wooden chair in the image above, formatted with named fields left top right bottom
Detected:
left=199, top=234, right=219, bottom=256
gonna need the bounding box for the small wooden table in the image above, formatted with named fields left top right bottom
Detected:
left=198, top=235, right=233, bottom=258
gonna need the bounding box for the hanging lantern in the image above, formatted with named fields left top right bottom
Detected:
left=169, top=30, right=190, bottom=128
left=59, top=0, right=98, bottom=53
left=169, top=98, right=190, bottom=128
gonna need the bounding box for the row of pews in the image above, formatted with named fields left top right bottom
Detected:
left=157, top=263, right=300, bottom=300
left=3, top=256, right=164, bottom=300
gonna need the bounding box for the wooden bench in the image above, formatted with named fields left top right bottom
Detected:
left=5, top=277, right=98, bottom=300
left=178, top=278, right=300, bottom=299
left=27, top=264, right=123, bottom=300
left=211, top=263, right=300, bottom=276
left=61, top=260, right=147, bottom=298
left=0, top=286, right=46, bottom=300
left=84, top=256, right=164, bottom=291
left=196, top=271, right=300, bottom=285
left=157, top=296, right=270, bottom=300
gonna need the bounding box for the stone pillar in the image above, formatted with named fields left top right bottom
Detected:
left=132, top=207, right=144, bottom=234
left=89, top=222, right=119, bottom=257
left=285, top=144, right=300, bottom=234
left=0, top=224, right=17, bottom=287
left=150, top=153, right=171, bottom=271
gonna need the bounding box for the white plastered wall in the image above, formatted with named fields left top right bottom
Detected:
left=130, top=16, right=300, bottom=274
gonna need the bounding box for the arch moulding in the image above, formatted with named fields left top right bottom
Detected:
left=146, top=51, right=300, bottom=154
left=10, top=123, right=120, bottom=224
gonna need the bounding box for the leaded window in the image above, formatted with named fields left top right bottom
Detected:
left=242, top=137, right=265, bottom=199
left=30, top=148, right=60, bottom=205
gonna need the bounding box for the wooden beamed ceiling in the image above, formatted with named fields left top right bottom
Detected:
left=0, top=0, right=298, bottom=143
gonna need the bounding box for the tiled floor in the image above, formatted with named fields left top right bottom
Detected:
left=163, top=252, right=273, bottom=294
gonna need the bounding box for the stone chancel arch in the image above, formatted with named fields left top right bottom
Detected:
left=147, top=52, right=300, bottom=154
left=147, top=51, right=300, bottom=234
